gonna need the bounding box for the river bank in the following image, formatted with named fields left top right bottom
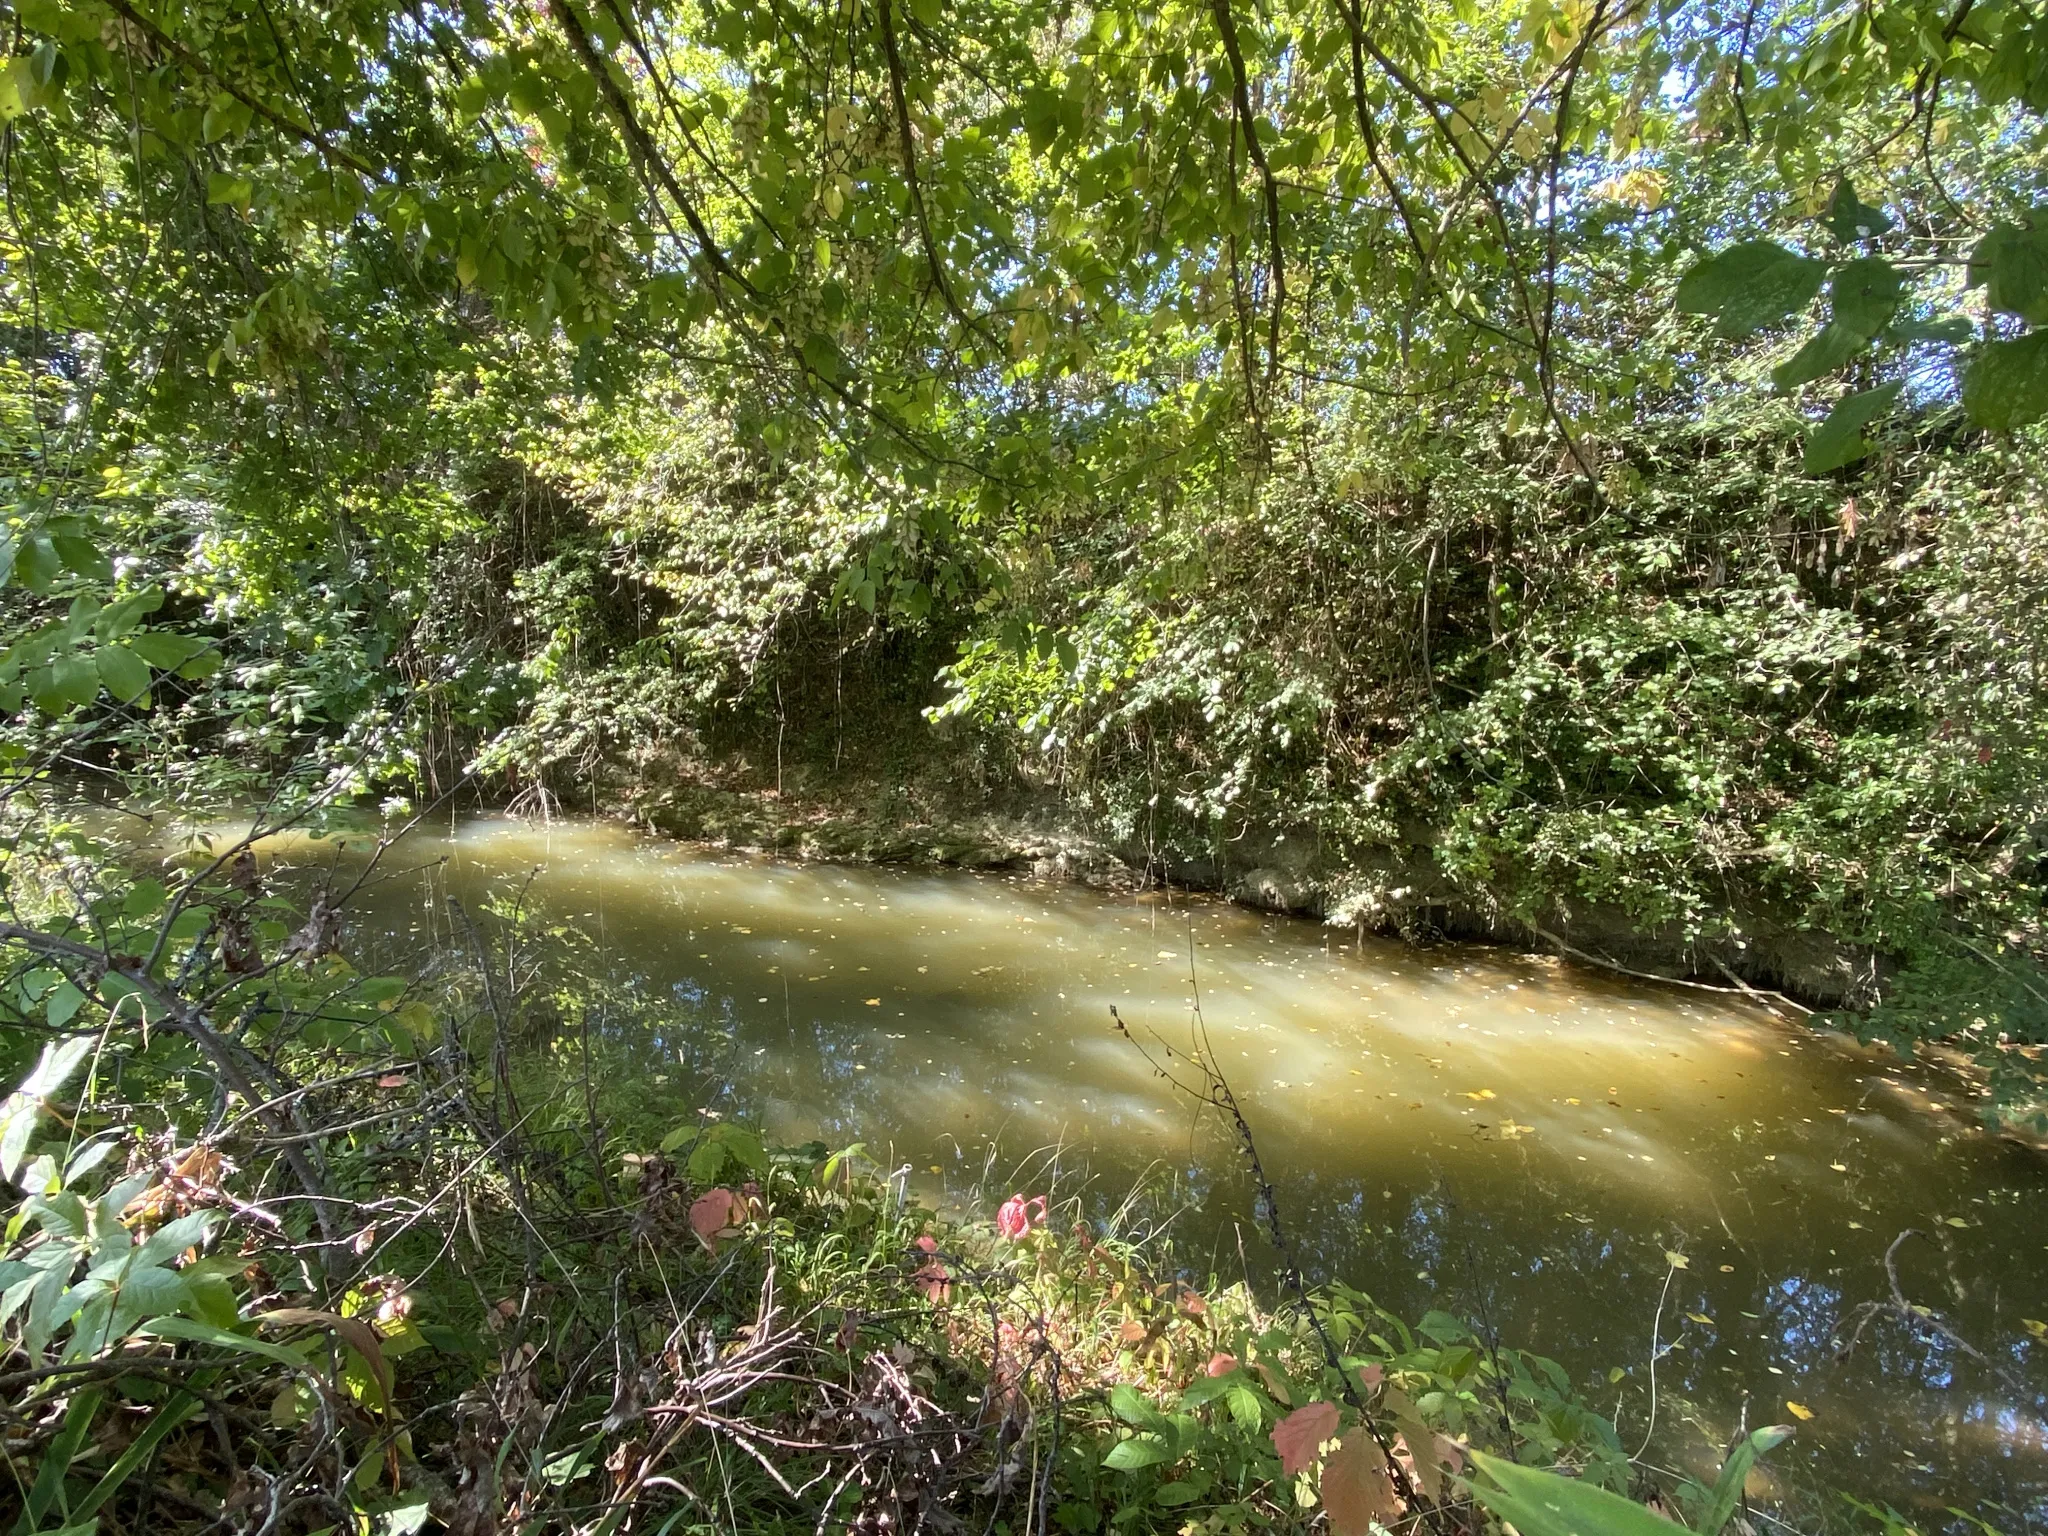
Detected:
left=614, top=762, right=1876, bottom=1015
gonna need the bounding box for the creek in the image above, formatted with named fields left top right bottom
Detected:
left=262, top=812, right=2045, bottom=1527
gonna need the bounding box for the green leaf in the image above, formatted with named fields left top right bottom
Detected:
left=45, top=978, right=86, bottom=1026
left=1888, top=316, right=1973, bottom=344
left=51, top=652, right=100, bottom=707
left=96, top=644, right=151, bottom=705
left=1803, top=381, right=1902, bottom=473
left=75, top=1392, right=202, bottom=1521
left=686, top=1137, right=726, bottom=1183
left=1828, top=258, right=1901, bottom=338
left=1103, top=1433, right=1175, bottom=1470
left=20, top=1035, right=96, bottom=1099
left=1465, top=1449, right=1683, bottom=1536
left=1822, top=178, right=1893, bottom=243
left=16, top=535, right=60, bottom=593
left=1772, top=324, right=1866, bottom=391
left=125, top=631, right=207, bottom=669
left=1674, top=242, right=1826, bottom=337
left=19, top=1388, right=102, bottom=1533
left=1960, top=331, right=2048, bottom=429
left=206, top=172, right=255, bottom=209
left=136, top=1314, right=312, bottom=1371
left=53, top=533, right=108, bottom=578
left=1969, top=222, right=2048, bottom=325
left=1697, top=1425, right=1795, bottom=1536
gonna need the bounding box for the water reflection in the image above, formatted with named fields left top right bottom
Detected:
left=248, top=814, right=2044, bottom=1527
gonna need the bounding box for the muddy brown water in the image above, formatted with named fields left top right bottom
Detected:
left=251, top=813, right=2044, bottom=1528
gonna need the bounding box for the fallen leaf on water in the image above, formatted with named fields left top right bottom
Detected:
left=1785, top=1401, right=1815, bottom=1421
left=731, top=926, right=751, bottom=934
left=1156, top=950, right=1177, bottom=959
left=2021, top=1319, right=2046, bottom=1340
left=1464, top=1088, right=1498, bottom=1101
left=1564, top=1096, right=1581, bottom=1105
left=1665, top=1250, right=1690, bottom=1270
left=1848, top=1220, right=1865, bottom=1229
left=864, top=998, right=881, bottom=1007
left=1944, top=1216, right=1970, bottom=1228
left=1719, top=1264, right=1736, bottom=1273
left=1686, top=1312, right=1713, bottom=1326
left=1830, top=1162, right=1848, bottom=1172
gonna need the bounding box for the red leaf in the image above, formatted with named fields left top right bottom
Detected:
left=1322, top=1433, right=1399, bottom=1536
left=1271, top=1400, right=1340, bottom=1476
left=689, top=1188, right=745, bottom=1252
left=1205, top=1352, right=1239, bottom=1377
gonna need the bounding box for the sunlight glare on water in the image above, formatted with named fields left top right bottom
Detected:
left=244, top=812, right=2046, bottom=1527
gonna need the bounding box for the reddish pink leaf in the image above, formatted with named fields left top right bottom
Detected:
left=1205, top=1352, right=1239, bottom=1377
left=1271, top=1400, right=1341, bottom=1476
left=1358, top=1362, right=1384, bottom=1391
left=689, top=1188, right=745, bottom=1252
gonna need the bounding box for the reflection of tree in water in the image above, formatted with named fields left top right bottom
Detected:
left=318, top=847, right=2048, bottom=1529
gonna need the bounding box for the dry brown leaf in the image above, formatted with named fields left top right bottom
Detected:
left=1322, top=1433, right=1399, bottom=1535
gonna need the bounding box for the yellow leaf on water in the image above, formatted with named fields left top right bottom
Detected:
left=2021, top=1319, right=2046, bottom=1339
left=1848, top=1221, right=1865, bottom=1229
left=864, top=998, right=881, bottom=1006
left=1685, top=1313, right=1713, bottom=1326
left=1156, top=950, right=1177, bottom=959
left=1830, top=1162, right=1847, bottom=1172
left=1785, top=1401, right=1815, bottom=1421
left=1464, top=1089, right=1498, bottom=1101
left=1664, top=1251, right=1690, bottom=1270
left=1944, top=1217, right=1970, bottom=1228
left=1564, top=1096, right=1581, bottom=1105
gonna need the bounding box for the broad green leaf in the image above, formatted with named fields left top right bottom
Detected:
left=1961, top=332, right=2048, bottom=429
left=45, top=978, right=86, bottom=1026
left=207, top=172, right=255, bottom=209
left=1772, top=324, right=1866, bottom=391
left=53, top=533, right=108, bottom=577
left=16, top=535, right=60, bottom=593
left=97, top=644, right=151, bottom=705
left=1465, top=1448, right=1682, bottom=1536
left=1822, top=178, right=1893, bottom=243
left=50, top=652, right=99, bottom=707
left=1103, top=1432, right=1175, bottom=1470
left=20, top=1034, right=96, bottom=1099
left=1970, top=222, right=2048, bottom=325
left=125, top=631, right=208, bottom=669
left=1828, top=258, right=1901, bottom=338
left=1803, top=381, right=1902, bottom=473
left=1674, top=242, right=1826, bottom=337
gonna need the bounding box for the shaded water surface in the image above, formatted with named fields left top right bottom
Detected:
left=264, top=814, right=2045, bottom=1527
